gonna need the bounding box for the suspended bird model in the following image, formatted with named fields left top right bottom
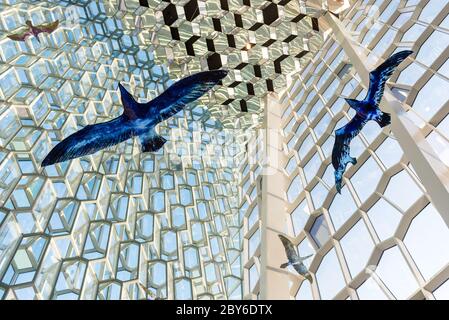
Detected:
left=332, top=50, right=413, bottom=193
left=7, top=20, right=59, bottom=42
left=41, top=70, right=228, bottom=166
left=278, top=234, right=313, bottom=283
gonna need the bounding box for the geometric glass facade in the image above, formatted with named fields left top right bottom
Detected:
left=0, top=0, right=322, bottom=300
left=2, top=0, right=449, bottom=300
left=272, top=0, right=449, bottom=300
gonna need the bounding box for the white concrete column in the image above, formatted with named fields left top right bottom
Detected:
left=259, top=93, right=291, bottom=300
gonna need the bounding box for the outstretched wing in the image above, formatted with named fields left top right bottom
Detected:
left=278, top=235, right=299, bottom=263
left=7, top=28, right=31, bottom=41
left=42, top=116, right=132, bottom=166
left=332, top=114, right=368, bottom=193
left=365, top=50, right=413, bottom=106
left=299, top=254, right=313, bottom=263
left=34, top=20, right=59, bottom=34
left=147, top=70, right=228, bottom=121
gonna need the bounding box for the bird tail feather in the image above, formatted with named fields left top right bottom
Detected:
left=375, top=112, right=391, bottom=128
left=280, top=262, right=289, bottom=269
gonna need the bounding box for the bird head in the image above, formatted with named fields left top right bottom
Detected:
left=25, top=20, right=33, bottom=27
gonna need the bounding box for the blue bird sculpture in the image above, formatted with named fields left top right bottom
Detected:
left=278, top=234, right=313, bottom=283
left=41, top=70, right=228, bottom=166
left=332, top=50, right=413, bottom=193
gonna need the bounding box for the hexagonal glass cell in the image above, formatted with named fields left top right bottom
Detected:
left=367, top=198, right=402, bottom=241
left=125, top=173, right=143, bottom=194
left=224, top=275, right=242, bottom=300
left=303, top=153, right=321, bottom=184
left=412, top=73, right=449, bottom=121
left=284, top=156, right=297, bottom=176
left=309, top=215, right=330, bottom=248
left=248, top=229, right=260, bottom=258
left=97, top=282, right=122, bottom=300
left=328, top=186, right=357, bottom=231
left=161, top=230, right=178, bottom=260
left=149, top=190, right=165, bottom=212
left=290, top=199, right=310, bottom=236
left=147, top=261, right=167, bottom=290
left=384, top=170, right=423, bottom=213
left=315, top=248, right=346, bottom=300
left=248, top=263, right=259, bottom=292
left=183, top=246, right=200, bottom=274
left=171, top=206, right=186, bottom=229
left=298, top=134, right=314, bottom=160
left=2, top=235, right=48, bottom=286
left=179, top=186, right=193, bottom=206
left=397, top=62, right=427, bottom=86
left=350, top=158, right=382, bottom=203
left=286, top=175, right=303, bottom=203
left=340, top=219, right=375, bottom=278
left=135, top=213, right=154, bottom=241
left=404, top=204, right=449, bottom=280
left=106, top=194, right=129, bottom=222
left=83, top=222, right=111, bottom=260
left=53, top=260, right=87, bottom=300
left=161, top=172, right=174, bottom=189
left=191, top=221, right=205, bottom=243
left=116, top=242, right=140, bottom=281
left=175, top=278, right=192, bottom=300
left=375, top=137, right=403, bottom=169
left=310, top=181, right=328, bottom=210
left=47, top=200, right=79, bottom=236
left=417, top=29, right=449, bottom=67
left=247, top=205, right=259, bottom=231
left=375, top=246, right=419, bottom=300
left=357, top=277, right=388, bottom=300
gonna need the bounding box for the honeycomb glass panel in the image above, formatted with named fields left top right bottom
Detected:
left=375, top=247, right=419, bottom=300
left=1, top=0, right=449, bottom=301
left=384, top=171, right=423, bottom=212
left=404, top=204, right=449, bottom=280
left=340, top=219, right=375, bottom=278
left=315, top=249, right=346, bottom=300
left=290, top=200, right=310, bottom=236
left=357, top=277, right=388, bottom=300
left=367, top=198, right=402, bottom=241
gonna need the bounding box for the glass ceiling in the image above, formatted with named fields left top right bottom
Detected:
left=0, top=0, right=325, bottom=299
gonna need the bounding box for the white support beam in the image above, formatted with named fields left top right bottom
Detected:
left=259, top=93, right=291, bottom=300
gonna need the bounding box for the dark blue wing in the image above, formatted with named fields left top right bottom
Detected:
left=146, top=70, right=228, bottom=121
left=365, top=50, right=413, bottom=106
left=332, top=114, right=368, bottom=193
left=42, top=116, right=133, bottom=166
